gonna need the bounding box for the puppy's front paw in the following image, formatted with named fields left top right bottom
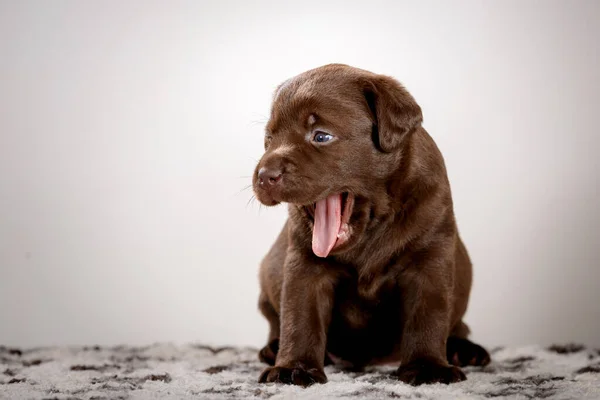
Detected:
left=258, top=339, right=279, bottom=365
left=447, top=337, right=491, bottom=367
left=394, top=358, right=466, bottom=386
left=258, top=365, right=327, bottom=387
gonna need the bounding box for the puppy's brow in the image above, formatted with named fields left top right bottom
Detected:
left=307, top=114, right=317, bottom=126
left=272, top=144, right=295, bottom=156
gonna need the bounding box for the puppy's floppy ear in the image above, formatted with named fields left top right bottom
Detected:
left=362, top=75, right=423, bottom=153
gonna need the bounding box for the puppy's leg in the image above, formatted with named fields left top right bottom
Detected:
left=394, top=263, right=466, bottom=386
left=258, top=292, right=280, bottom=366
left=258, top=252, right=334, bottom=387
left=257, top=292, right=334, bottom=367
left=446, top=321, right=490, bottom=367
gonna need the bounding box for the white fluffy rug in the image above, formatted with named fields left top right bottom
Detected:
left=1, top=343, right=599, bottom=399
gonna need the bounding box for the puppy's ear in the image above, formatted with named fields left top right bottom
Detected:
left=362, top=75, right=423, bottom=152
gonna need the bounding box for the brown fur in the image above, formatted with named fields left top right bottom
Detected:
left=252, top=64, right=490, bottom=387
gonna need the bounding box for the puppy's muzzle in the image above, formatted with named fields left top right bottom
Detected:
left=258, top=167, right=283, bottom=187
left=254, top=156, right=287, bottom=205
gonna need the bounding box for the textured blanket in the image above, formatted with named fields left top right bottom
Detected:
left=1, top=343, right=599, bottom=399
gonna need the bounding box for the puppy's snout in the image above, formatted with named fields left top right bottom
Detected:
left=254, top=155, right=291, bottom=205
left=258, top=167, right=283, bottom=186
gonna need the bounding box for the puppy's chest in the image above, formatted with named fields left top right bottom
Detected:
left=332, top=275, right=400, bottom=329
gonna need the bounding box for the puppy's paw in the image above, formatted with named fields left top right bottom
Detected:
left=394, top=358, right=466, bottom=386
left=258, top=365, right=327, bottom=387
left=258, top=339, right=279, bottom=365
left=447, top=337, right=491, bottom=367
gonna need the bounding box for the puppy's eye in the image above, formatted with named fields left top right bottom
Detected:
left=313, top=131, right=334, bottom=143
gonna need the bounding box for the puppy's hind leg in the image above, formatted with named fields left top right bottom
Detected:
left=446, top=321, right=490, bottom=367
left=258, top=293, right=280, bottom=365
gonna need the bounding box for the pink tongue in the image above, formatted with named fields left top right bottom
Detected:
left=312, top=194, right=342, bottom=258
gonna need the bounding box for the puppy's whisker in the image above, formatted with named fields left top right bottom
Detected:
left=237, top=184, right=253, bottom=194
left=249, top=114, right=268, bottom=126
left=228, top=184, right=254, bottom=199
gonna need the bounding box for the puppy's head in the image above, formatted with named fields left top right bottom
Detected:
left=253, top=64, right=423, bottom=257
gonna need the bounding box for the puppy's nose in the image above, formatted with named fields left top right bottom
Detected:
left=258, top=167, right=283, bottom=186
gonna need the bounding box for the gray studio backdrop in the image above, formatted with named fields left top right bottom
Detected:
left=1, top=0, right=599, bottom=348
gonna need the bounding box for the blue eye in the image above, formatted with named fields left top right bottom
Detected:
left=313, top=131, right=334, bottom=143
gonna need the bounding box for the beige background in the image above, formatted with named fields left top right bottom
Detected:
left=1, top=0, right=599, bottom=349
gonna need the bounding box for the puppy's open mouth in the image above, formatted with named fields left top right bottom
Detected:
left=307, top=192, right=355, bottom=258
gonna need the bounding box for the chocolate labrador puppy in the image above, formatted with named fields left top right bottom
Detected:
left=252, top=64, right=490, bottom=387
